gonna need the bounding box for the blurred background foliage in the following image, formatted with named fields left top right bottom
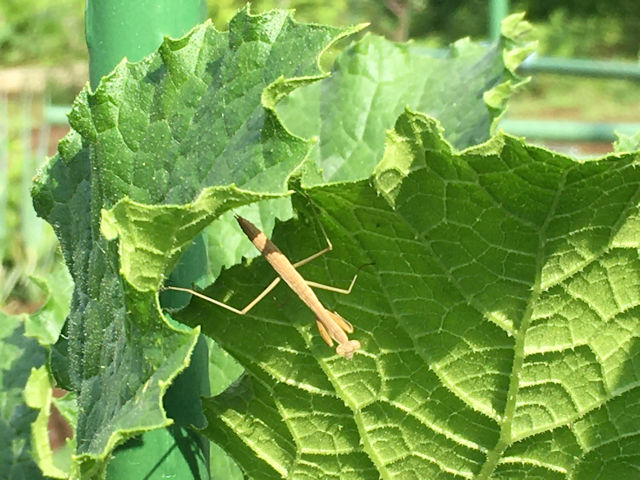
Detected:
left=0, top=94, right=60, bottom=309
left=0, top=0, right=639, bottom=66
left=0, top=0, right=86, bottom=66
left=1, top=0, right=639, bottom=308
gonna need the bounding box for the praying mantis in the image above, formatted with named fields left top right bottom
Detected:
left=167, top=214, right=362, bottom=359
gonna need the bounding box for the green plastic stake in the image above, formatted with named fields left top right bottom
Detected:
left=489, top=0, right=509, bottom=40
left=85, top=0, right=206, bottom=89
left=84, top=1, right=210, bottom=478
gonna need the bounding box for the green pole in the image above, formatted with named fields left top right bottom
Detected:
left=489, top=0, right=509, bottom=41
left=84, top=1, right=210, bottom=479
left=501, top=119, right=640, bottom=142
left=86, top=0, right=206, bottom=89
left=520, top=55, right=640, bottom=80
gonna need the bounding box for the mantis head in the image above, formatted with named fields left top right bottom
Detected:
left=315, top=310, right=361, bottom=359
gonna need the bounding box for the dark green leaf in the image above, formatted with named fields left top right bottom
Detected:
left=31, top=8, right=359, bottom=476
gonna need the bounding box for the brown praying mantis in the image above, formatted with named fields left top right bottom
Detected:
left=167, top=214, right=362, bottom=359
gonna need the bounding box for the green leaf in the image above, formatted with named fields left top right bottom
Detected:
left=24, top=366, right=72, bottom=479
left=206, top=336, right=243, bottom=396
left=0, top=312, right=47, bottom=480
left=1, top=270, right=74, bottom=480
left=31, top=8, right=360, bottom=477
left=210, top=441, right=243, bottom=480
left=614, top=129, right=640, bottom=153
left=276, top=13, right=535, bottom=183
left=23, top=262, right=73, bottom=346
left=178, top=110, right=640, bottom=478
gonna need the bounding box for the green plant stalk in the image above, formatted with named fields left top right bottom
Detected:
left=83, top=1, right=209, bottom=478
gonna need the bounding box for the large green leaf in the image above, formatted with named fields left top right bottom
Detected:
left=177, top=110, right=640, bottom=478
left=191, top=17, right=535, bottom=452
left=31, top=8, right=360, bottom=477
left=276, top=13, right=535, bottom=182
